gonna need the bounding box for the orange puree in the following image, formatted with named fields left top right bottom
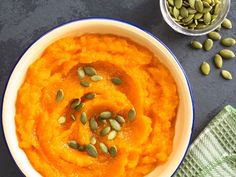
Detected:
left=15, top=34, right=179, bottom=177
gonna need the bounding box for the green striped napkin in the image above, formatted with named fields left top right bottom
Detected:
left=174, top=105, right=236, bottom=177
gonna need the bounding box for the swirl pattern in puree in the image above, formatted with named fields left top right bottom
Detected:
left=15, top=34, right=179, bottom=177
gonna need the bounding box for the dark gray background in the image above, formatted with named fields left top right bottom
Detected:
left=0, top=0, right=235, bottom=176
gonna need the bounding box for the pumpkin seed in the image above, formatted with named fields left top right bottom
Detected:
left=98, top=116, right=107, bottom=124
left=202, top=6, right=212, bottom=13
left=75, top=102, right=85, bottom=111
left=71, top=114, right=76, bottom=121
left=111, top=77, right=122, bottom=85
left=85, top=92, right=96, bottom=99
left=109, top=119, right=121, bottom=131
left=180, top=7, right=188, bottom=18
left=56, top=89, right=64, bottom=103
left=202, top=1, right=210, bottom=7
left=207, top=32, right=221, bottom=41
left=100, top=126, right=111, bottom=136
left=68, top=140, right=79, bottom=149
left=115, top=115, right=126, bottom=124
left=195, top=0, right=204, bottom=12
left=203, top=39, right=213, bottom=51
left=78, top=145, right=85, bottom=151
left=200, top=62, right=211, bottom=75
left=80, top=112, right=87, bottom=125
left=203, top=12, right=211, bottom=25
left=86, top=144, right=98, bottom=158
left=77, top=67, right=85, bottom=80
left=196, top=23, right=207, bottom=29
left=194, top=13, right=203, bottom=19
left=187, top=8, right=197, bottom=14
left=58, top=116, right=66, bottom=124
left=182, top=14, right=194, bottom=23
left=83, top=66, right=97, bottom=76
left=100, top=111, right=112, bottom=119
left=214, top=54, right=223, bottom=68
left=214, top=3, right=221, bottom=15
left=221, top=18, right=232, bottom=29
left=221, top=70, right=232, bottom=80
left=168, top=0, right=175, bottom=6
left=172, top=7, right=180, bottom=18
left=99, top=143, right=108, bottom=154
left=221, top=38, right=236, bottom=47
left=219, top=49, right=235, bottom=59
left=175, top=0, right=183, bottom=9
left=80, top=80, right=90, bottom=87
left=109, top=145, right=117, bottom=157
left=90, top=136, right=97, bottom=145
left=108, top=130, right=117, bottom=140
left=191, top=40, right=202, bottom=49
left=128, top=107, right=136, bottom=121
left=91, top=75, right=103, bottom=82
left=89, top=117, right=98, bottom=131
left=189, top=0, right=195, bottom=9
left=71, top=99, right=81, bottom=109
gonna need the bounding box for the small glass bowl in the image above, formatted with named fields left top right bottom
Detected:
left=160, top=0, right=231, bottom=36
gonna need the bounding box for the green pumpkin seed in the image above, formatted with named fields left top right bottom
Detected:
left=77, top=67, right=85, bottom=80
left=173, top=7, right=180, bottom=18
left=71, top=114, right=76, bottom=121
left=174, top=0, right=183, bottom=9
left=80, top=112, right=87, bottom=125
left=219, top=49, right=235, bottom=59
left=196, top=23, right=207, bottom=29
left=221, top=18, right=232, bottom=29
left=85, top=92, right=96, bottom=99
left=100, top=111, right=112, bottom=119
left=214, top=54, right=223, bottom=68
left=191, top=40, right=202, bottom=49
left=203, top=12, right=211, bottom=25
left=75, top=102, right=85, bottom=111
left=83, top=66, right=97, bottom=76
left=78, top=145, right=85, bottom=151
left=180, top=7, right=188, bottom=18
left=99, top=143, right=108, bottom=154
left=90, top=136, right=97, bottom=145
left=58, top=116, right=66, bottom=124
left=86, top=144, right=98, bottom=158
left=109, top=119, right=121, bottom=131
left=91, top=75, right=103, bottom=82
left=89, top=117, right=98, bottom=131
left=203, top=39, right=213, bottom=51
left=203, top=0, right=211, bottom=4
left=214, top=3, right=221, bottom=15
left=202, top=1, right=210, bottom=7
left=80, top=80, right=90, bottom=87
left=221, top=70, right=232, bottom=80
left=194, top=13, right=203, bottom=20
left=109, top=145, right=117, bottom=157
left=71, top=99, right=81, bottom=109
left=221, top=38, right=236, bottom=47
left=189, top=0, right=195, bottom=8
left=207, top=32, right=221, bottom=41
left=187, top=8, right=197, bottom=14
left=115, top=115, right=126, bottom=124
left=202, top=6, right=212, bottom=13
left=100, top=126, right=111, bottom=136
left=183, top=1, right=189, bottom=7
left=188, top=23, right=197, bottom=29
left=98, top=116, right=107, bottom=124
left=128, top=107, right=136, bottom=121
left=168, top=0, right=175, bottom=6
left=195, top=0, right=204, bottom=12
left=111, top=77, right=122, bottom=85
left=56, top=89, right=64, bottom=103
left=200, top=62, right=211, bottom=75
left=68, top=140, right=79, bottom=149
left=108, top=130, right=117, bottom=140
left=182, top=14, right=194, bottom=23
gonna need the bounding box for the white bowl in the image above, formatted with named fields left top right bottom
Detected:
left=2, top=18, right=194, bottom=177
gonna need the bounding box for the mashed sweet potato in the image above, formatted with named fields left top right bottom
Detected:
left=15, top=34, right=179, bottom=177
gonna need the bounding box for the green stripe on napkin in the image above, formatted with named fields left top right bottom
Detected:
left=175, top=105, right=236, bottom=177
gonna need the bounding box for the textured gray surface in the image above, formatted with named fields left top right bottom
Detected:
left=0, top=0, right=235, bottom=176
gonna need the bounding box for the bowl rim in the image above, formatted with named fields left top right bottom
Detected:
left=1, top=17, right=195, bottom=177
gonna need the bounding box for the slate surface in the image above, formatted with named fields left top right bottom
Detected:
left=0, top=0, right=235, bottom=176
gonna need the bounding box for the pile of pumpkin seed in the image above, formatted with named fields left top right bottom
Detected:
left=55, top=66, right=136, bottom=158
left=190, top=18, right=235, bottom=80
left=166, top=0, right=222, bottom=30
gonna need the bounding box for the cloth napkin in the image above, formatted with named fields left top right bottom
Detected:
left=174, top=105, right=236, bottom=177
